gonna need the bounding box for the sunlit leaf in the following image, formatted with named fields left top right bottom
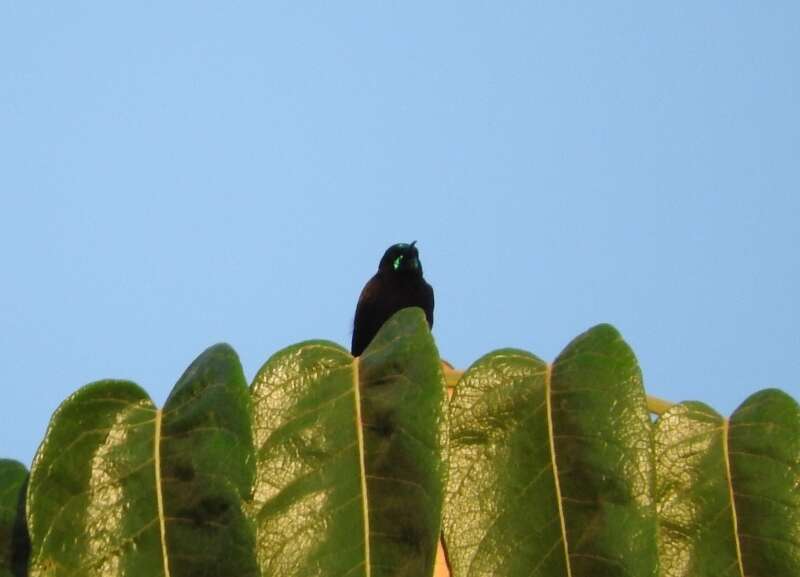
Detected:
left=250, top=307, right=446, bottom=577
left=444, top=324, right=659, bottom=577
left=655, top=402, right=740, bottom=577
left=26, top=344, right=258, bottom=577
left=443, top=349, right=564, bottom=576
left=655, top=390, right=800, bottom=576
left=11, top=320, right=798, bottom=576
left=728, top=389, right=800, bottom=575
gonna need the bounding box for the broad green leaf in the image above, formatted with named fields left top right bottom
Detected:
left=551, top=324, right=658, bottom=576
left=655, top=391, right=800, bottom=577
left=444, top=324, right=659, bottom=577
left=654, top=402, right=739, bottom=577
left=27, top=344, right=258, bottom=577
left=728, top=389, right=800, bottom=576
left=250, top=307, right=446, bottom=577
left=27, top=380, right=159, bottom=576
left=0, top=460, right=29, bottom=577
left=443, top=349, right=565, bottom=576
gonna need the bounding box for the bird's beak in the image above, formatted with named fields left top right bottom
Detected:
left=409, top=241, right=420, bottom=269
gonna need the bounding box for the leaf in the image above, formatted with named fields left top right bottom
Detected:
left=249, top=307, right=446, bottom=577
left=0, top=459, right=29, bottom=577
left=443, top=349, right=565, bottom=576
left=654, top=402, right=740, bottom=577
left=655, top=390, right=800, bottom=576
left=159, top=343, right=258, bottom=577
left=728, top=389, right=800, bottom=575
left=18, top=322, right=797, bottom=575
left=26, top=344, right=258, bottom=577
left=27, top=380, right=158, bottom=576
left=444, top=324, right=659, bottom=577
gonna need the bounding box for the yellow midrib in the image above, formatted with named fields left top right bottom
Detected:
left=545, top=363, right=573, bottom=577
left=722, top=418, right=746, bottom=577
left=154, top=409, right=171, bottom=577
left=352, top=358, right=371, bottom=577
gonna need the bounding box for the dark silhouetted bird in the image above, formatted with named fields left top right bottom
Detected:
left=351, top=241, right=434, bottom=356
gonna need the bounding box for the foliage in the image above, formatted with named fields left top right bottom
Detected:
left=1, top=309, right=797, bottom=576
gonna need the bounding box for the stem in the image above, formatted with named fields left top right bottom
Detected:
left=440, top=362, right=462, bottom=398
left=646, top=395, right=674, bottom=416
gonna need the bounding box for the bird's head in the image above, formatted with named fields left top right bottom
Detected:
left=379, top=241, right=423, bottom=276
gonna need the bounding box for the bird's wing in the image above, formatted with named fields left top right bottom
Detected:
left=424, top=280, right=434, bottom=328
left=351, top=274, right=383, bottom=356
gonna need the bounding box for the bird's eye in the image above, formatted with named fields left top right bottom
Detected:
left=393, top=255, right=404, bottom=270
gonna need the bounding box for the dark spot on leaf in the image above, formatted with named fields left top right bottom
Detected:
left=369, top=412, right=395, bottom=437
left=174, top=463, right=195, bottom=482
left=178, top=495, right=233, bottom=527
left=198, top=496, right=231, bottom=520
left=398, top=522, right=424, bottom=553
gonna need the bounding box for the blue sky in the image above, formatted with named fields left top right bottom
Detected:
left=2, top=3, right=798, bottom=465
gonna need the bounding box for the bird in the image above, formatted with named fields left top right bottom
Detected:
left=351, top=241, right=434, bottom=356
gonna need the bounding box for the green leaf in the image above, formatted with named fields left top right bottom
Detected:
left=27, top=379, right=158, bottom=576
left=0, top=459, right=29, bottom=577
left=250, top=307, right=446, bottom=577
left=728, top=389, right=800, bottom=576
left=18, top=320, right=796, bottom=575
left=654, top=402, right=740, bottom=577
left=655, top=390, right=800, bottom=577
left=443, top=349, right=564, bottom=576
left=444, top=324, right=659, bottom=577
left=27, top=344, right=258, bottom=577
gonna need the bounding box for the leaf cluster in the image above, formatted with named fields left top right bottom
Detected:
left=1, top=309, right=797, bottom=576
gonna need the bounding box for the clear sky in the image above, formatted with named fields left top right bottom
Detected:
left=1, top=3, right=798, bottom=465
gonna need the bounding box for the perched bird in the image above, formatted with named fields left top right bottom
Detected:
left=351, top=241, right=434, bottom=356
